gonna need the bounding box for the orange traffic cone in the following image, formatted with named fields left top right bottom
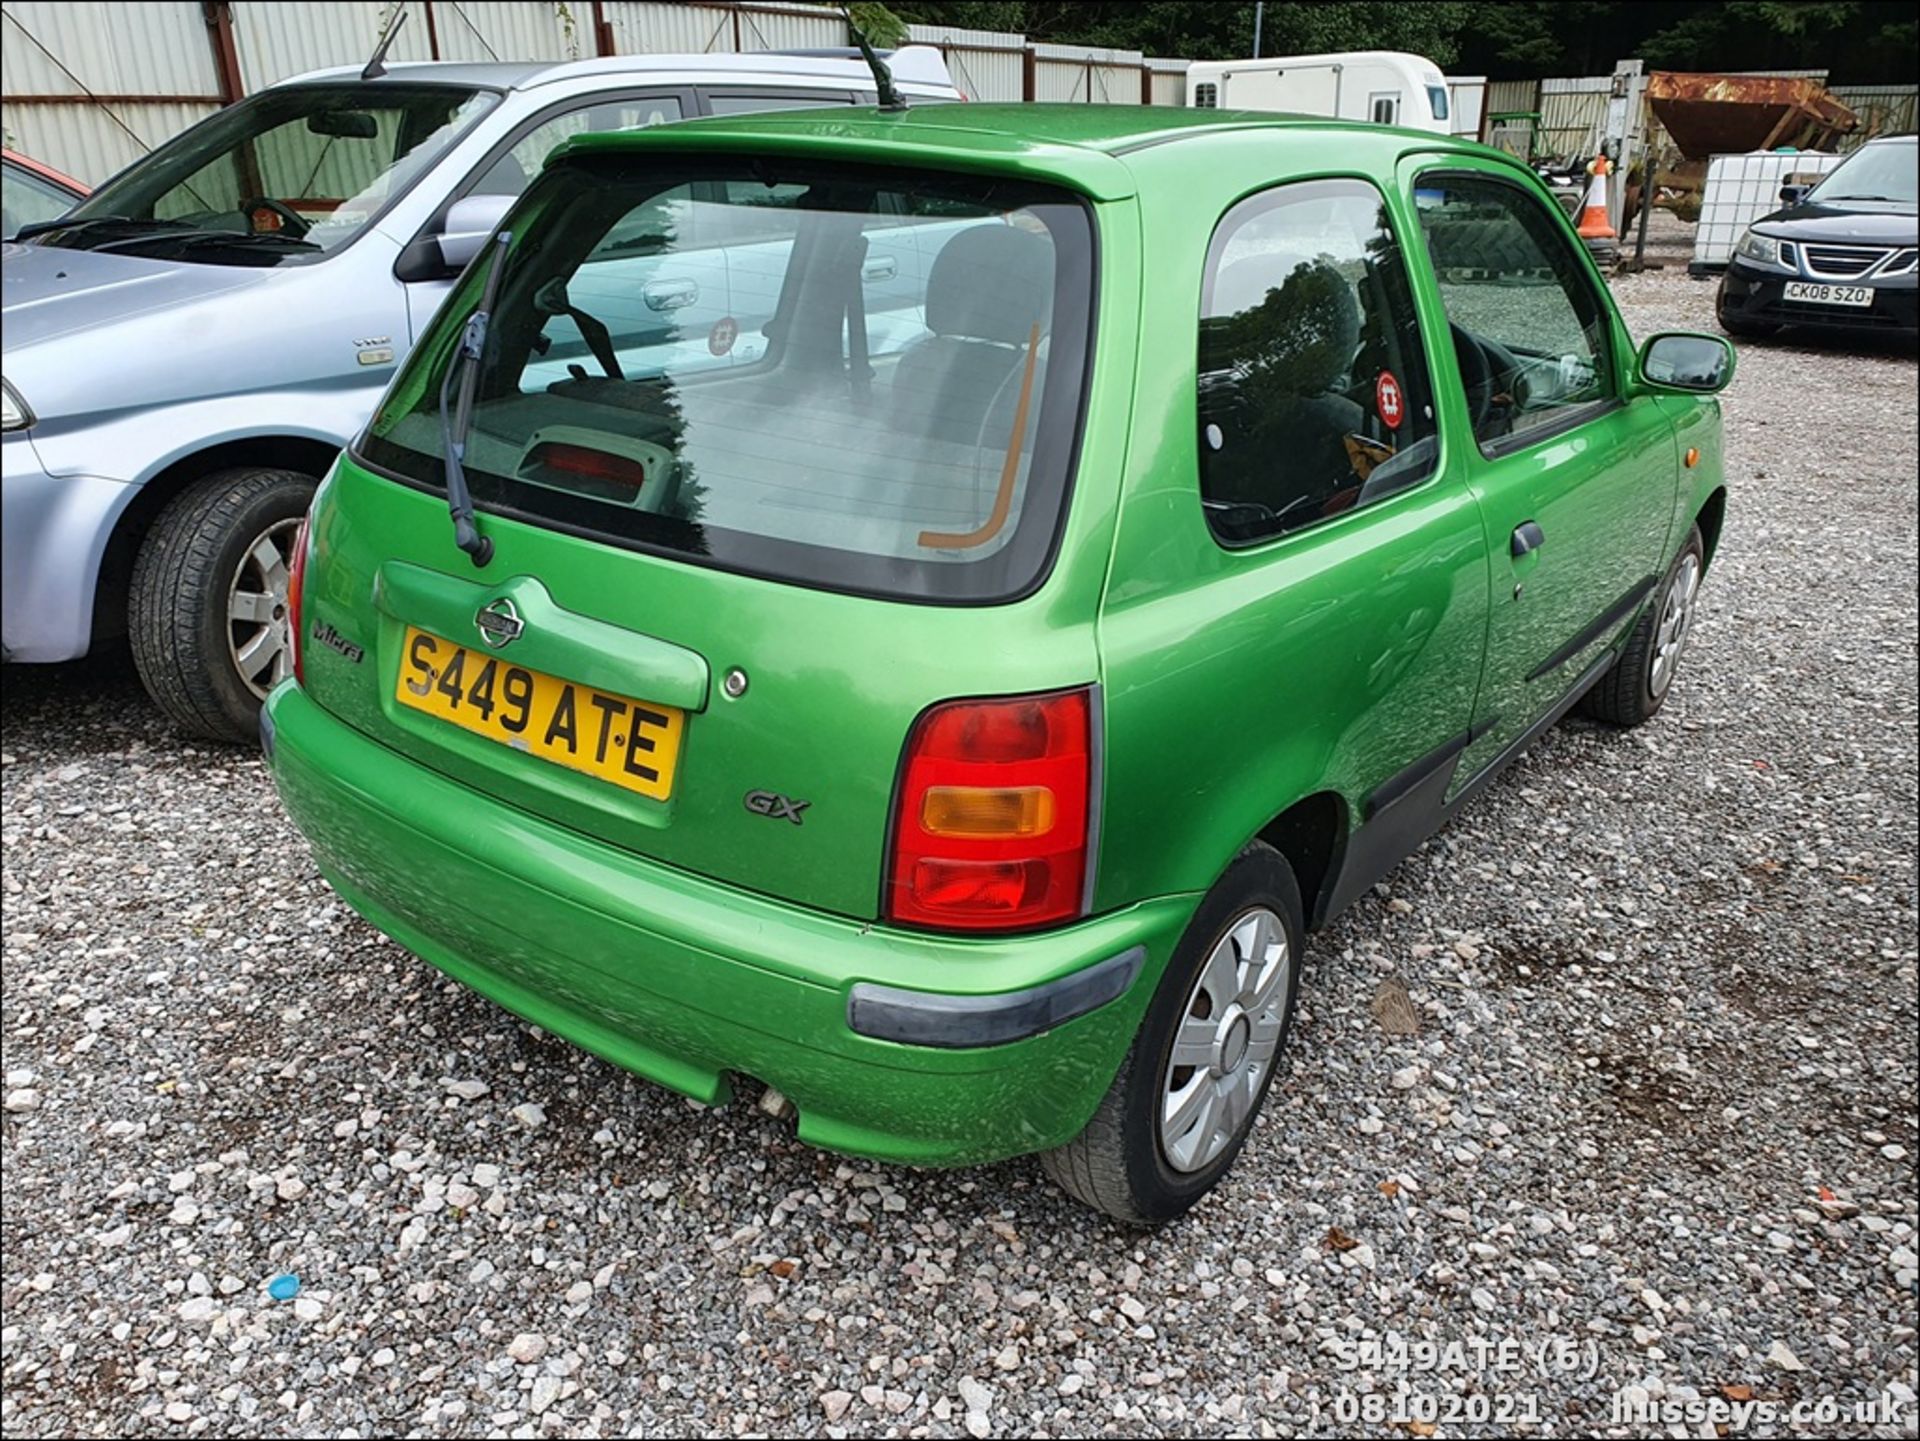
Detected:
left=1577, top=154, right=1617, bottom=240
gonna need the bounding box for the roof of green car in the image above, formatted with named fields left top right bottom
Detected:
left=551, top=102, right=1489, bottom=201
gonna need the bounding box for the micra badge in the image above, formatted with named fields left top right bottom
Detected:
left=744, top=790, right=809, bottom=826
left=475, top=597, right=523, bottom=649
left=310, top=621, right=364, bottom=664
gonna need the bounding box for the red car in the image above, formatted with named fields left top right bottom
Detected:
left=2, top=149, right=88, bottom=241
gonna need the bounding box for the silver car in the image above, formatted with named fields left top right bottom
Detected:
left=1, top=48, right=957, bottom=740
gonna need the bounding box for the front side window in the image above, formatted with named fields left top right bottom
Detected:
left=46, top=83, right=497, bottom=264
left=359, top=157, right=1093, bottom=603
left=1197, top=178, right=1439, bottom=546
left=1426, top=86, right=1451, bottom=122
left=1414, top=173, right=1614, bottom=451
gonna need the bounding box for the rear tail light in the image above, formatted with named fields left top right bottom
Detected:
left=886, top=688, right=1095, bottom=932
left=287, top=513, right=311, bottom=686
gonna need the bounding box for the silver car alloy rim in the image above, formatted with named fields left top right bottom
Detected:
left=1650, top=552, right=1701, bottom=698
left=1159, top=906, right=1291, bottom=1174
left=228, top=518, right=301, bottom=700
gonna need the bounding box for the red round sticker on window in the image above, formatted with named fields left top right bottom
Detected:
left=708, top=316, right=738, bottom=357
left=1376, top=371, right=1404, bottom=430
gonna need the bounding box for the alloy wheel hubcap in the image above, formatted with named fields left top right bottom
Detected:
left=1159, top=906, right=1291, bottom=1174
left=1650, top=553, right=1701, bottom=698
left=228, top=518, right=301, bottom=700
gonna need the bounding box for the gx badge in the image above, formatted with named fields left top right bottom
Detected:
left=744, top=790, right=810, bottom=825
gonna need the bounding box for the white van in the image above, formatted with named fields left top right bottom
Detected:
left=1186, top=50, right=1451, bottom=135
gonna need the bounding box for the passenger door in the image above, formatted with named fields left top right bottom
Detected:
left=402, top=91, right=691, bottom=344
left=1405, top=160, right=1679, bottom=792
left=1096, top=175, right=1493, bottom=915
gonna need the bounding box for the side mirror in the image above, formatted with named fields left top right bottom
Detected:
left=1778, top=182, right=1809, bottom=205
left=436, top=194, right=515, bottom=272
left=1639, top=332, right=1736, bottom=394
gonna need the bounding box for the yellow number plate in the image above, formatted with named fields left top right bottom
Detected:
left=395, top=627, right=684, bottom=801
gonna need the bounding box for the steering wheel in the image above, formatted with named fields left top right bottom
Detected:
left=1450, top=322, right=1495, bottom=433
left=239, top=195, right=311, bottom=239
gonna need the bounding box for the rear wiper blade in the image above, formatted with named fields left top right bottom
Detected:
left=438, top=231, right=512, bottom=568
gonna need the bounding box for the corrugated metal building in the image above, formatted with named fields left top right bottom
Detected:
left=10, top=3, right=1913, bottom=187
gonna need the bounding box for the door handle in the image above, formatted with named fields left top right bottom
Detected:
left=643, top=278, right=699, bottom=312
left=863, top=254, right=898, bottom=282
left=1511, top=521, right=1546, bottom=558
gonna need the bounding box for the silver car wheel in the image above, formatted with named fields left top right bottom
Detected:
left=1650, top=552, right=1701, bottom=698
left=227, top=518, right=300, bottom=699
left=1159, top=906, right=1290, bottom=1174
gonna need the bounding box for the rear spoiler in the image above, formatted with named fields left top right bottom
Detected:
left=771, top=44, right=954, bottom=90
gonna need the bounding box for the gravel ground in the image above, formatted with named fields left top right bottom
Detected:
left=4, top=219, right=1916, bottom=1438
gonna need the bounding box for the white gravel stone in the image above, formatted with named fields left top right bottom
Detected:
left=508, top=1333, right=549, bottom=1365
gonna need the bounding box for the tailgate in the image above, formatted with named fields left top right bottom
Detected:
left=297, top=458, right=1099, bottom=921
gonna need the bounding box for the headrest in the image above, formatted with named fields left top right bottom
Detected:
left=925, top=223, right=1053, bottom=346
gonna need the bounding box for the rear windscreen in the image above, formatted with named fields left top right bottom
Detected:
left=357, top=157, right=1094, bottom=603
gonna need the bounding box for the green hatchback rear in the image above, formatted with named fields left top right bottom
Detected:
left=266, top=103, right=1731, bottom=1222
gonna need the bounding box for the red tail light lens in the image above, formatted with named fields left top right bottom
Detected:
left=886, top=688, right=1094, bottom=931
left=287, top=513, right=311, bottom=686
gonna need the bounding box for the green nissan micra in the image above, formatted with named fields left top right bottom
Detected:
left=264, top=103, right=1733, bottom=1224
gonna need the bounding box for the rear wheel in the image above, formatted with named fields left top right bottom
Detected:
left=130, top=467, right=316, bottom=743
left=1041, top=844, right=1304, bottom=1225
left=1579, top=526, right=1706, bottom=728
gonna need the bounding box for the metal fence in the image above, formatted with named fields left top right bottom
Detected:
left=11, top=3, right=1914, bottom=188
left=1477, top=68, right=1916, bottom=163
left=1, top=0, right=1191, bottom=182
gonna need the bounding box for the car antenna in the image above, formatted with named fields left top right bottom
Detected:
left=361, top=9, right=408, bottom=82
left=841, top=5, right=908, bottom=112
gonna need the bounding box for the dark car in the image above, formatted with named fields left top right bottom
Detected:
left=1717, top=135, right=1917, bottom=339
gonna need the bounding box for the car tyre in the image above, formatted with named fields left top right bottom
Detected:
left=1041, top=843, right=1304, bottom=1225
left=130, top=467, right=317, bottom=743
left=1578, top=525, right=1706, bottom=729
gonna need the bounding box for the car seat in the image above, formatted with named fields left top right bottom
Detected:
left=891, top=223, right=1053, bottom=445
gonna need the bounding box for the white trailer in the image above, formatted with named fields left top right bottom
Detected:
left=1185, top=50, right=1452, bottom=135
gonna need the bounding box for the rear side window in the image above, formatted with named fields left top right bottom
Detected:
left=359, top=159, right=1093, bottom=603
left=1197, top=178, right=1438, bottom=546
